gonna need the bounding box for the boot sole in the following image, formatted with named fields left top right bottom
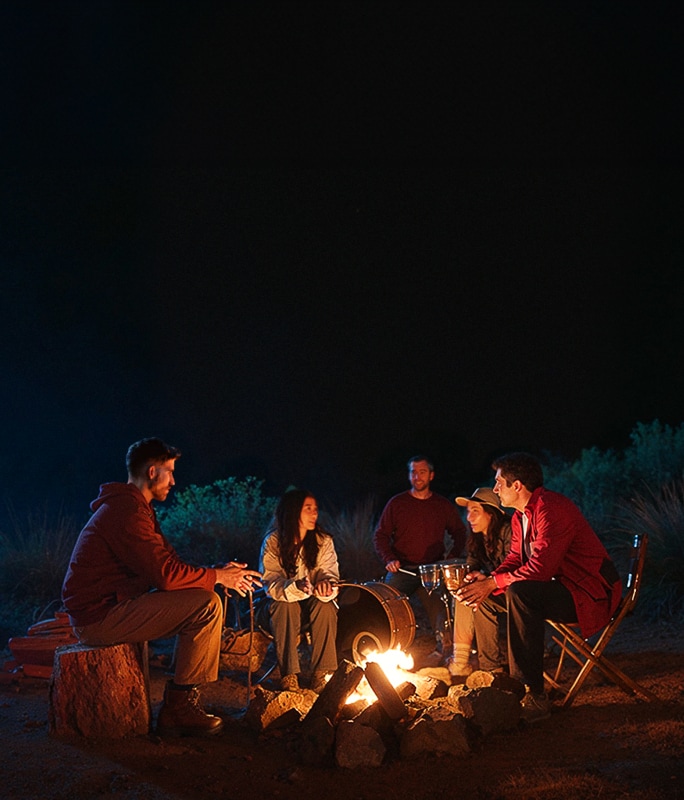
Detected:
left=156, top=723, right=224, bottom=738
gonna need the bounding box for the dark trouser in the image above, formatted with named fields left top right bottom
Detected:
left=476, top=580, right=577, bottom=694
left=384, top=568, right=448, bottom=643
left=471, top=591, right=508, bottom=672
left=269, top=597, right=338, bottom=677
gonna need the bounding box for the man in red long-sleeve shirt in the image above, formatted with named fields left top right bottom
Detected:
left=373, top=455, right=467, bottom=662
left=62, top=437, right=262, bottom=737
left=456, top=452, right=621, bottom=723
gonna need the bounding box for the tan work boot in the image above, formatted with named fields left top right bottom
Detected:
left=156, top=682, right=224, bottom=737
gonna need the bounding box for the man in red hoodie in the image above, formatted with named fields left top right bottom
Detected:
left=456, top=452, right=621, bottom=723
left=62, top=437, right=262, bottom=737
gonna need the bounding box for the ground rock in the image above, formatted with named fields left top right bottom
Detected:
left=335, top=719, right=387, bottom=768
left=298, top=714, right=336, bottom=764
left=466, top=669, right=526, bottom=700
left=454, top=686, right=521, bottom=735
left=245, top=685, right=317, bottom=731
left=399, top=706, right=471, bottom=759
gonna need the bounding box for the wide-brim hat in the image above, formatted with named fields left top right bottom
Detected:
left=455, top=487, right=504, bottom=514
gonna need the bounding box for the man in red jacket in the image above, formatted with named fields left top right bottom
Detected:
left=62, top=437, right=262, bottom=737
left=456, top=452, right=621, bottom=723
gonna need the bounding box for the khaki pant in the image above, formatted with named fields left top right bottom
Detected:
left=75, top=588, right=223, bottom=686
left=269, top=597, right=338, bottom=677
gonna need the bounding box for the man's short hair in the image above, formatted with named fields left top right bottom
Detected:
left=491, top=452, right=544, bottom=492
left=126, top=437, right=181, bottom=479
left=407, top=454, right=435, bottom=471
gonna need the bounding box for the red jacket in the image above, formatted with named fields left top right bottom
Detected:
left=492, top=487, right=622, bottom=638
left=62, top=483, right=217, bottom=627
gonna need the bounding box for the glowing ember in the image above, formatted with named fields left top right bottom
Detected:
left=346, top=648, right=414, bottom=705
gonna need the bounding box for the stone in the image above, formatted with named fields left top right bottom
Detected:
left=455, top=686, right=522, bottom=735
left=399, top=706, right=472, bottom=759
left=335, top=719, right=387, bottom=768
left=244, top=685, right=317, bottom=731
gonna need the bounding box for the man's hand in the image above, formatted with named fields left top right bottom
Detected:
left=215, top=562, right=263, bottom=596
left=385, top=560, right=400, bottom=573
left=455, top=571, right=497, bottom=611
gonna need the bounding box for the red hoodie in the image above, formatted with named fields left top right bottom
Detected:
left=62, top=482, right=217, bottom=627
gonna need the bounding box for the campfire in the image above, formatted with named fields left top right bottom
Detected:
left=344, top=647, right=414, bottom=707
left=245, top=647, right=525, bottom=770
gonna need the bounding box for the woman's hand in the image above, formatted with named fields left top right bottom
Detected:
left=313, top=579, right=335, bottom=598
left=295, top=577, right=313, bottom=595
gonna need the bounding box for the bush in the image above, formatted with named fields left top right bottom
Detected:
left=544, top=419, right=684, bottom=535
left=611, top=479, right=684, bottom=620
left=320, top=495, right=384, bottom=583
left=157, top=477, right=277, bottom=569
left=0, top=508, right=79, bottom=607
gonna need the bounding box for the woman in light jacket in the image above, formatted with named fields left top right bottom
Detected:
left=259, top=488, right=339, bottom=693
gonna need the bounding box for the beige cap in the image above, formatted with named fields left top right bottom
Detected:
left=455, top=487, right=504, bottom=514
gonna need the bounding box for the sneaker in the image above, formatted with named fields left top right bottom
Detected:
left=280, top=674, right=300, bottom=692
left=520, top=688, right=551, bottom=723
left=446, top=657, right=473, bottom=679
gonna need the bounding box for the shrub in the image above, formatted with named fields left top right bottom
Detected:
left=0, top=508, right=80, bottom=627
left=611, top=478, right=684, bottom=620
left=320, top=495, right=384, bottom=583
left=544, top=419, right=684, bottom=535
left=157, top=477, right=277, bottom=569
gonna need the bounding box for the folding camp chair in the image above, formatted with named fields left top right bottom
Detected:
left=544, top=533, right=658, bottom=707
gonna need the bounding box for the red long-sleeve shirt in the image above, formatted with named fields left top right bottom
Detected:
left=373, top=491, right=467, bottom=567
left=492, top=487, right=622, bottom=638
left=62, top=482, right=217, bottom=627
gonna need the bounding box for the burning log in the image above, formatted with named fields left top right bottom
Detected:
left=364, top=661, right=408, bottom=720
left=304, top=659, right=364, bottom=724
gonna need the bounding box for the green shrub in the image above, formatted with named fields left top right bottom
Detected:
left=157, top=477, right=277, bottom=569
left=544, top=419, right=684, bottom=535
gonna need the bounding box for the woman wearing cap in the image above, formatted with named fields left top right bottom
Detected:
left=448, top=487, right=512, bottom=679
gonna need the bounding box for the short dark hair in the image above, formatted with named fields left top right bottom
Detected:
left=491, top=452, right=544, bottom=492
left=407, top=454, right=434, bottom=471
left=126, top=437, right=181, bottom=479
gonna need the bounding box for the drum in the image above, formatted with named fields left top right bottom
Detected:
left=336, top=581, right=416, bottom=664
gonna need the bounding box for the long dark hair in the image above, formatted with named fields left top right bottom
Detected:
left=466, top=505, right=508, bottom=567
left=274, top=488, right=323, bottom=577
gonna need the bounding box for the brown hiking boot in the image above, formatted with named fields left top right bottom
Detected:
left=156, top=682, right=224, bottom=737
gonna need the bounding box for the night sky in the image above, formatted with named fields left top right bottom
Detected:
left=2, top=3, right=683, bottom=524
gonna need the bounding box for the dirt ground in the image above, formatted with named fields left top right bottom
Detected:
left=1, top=614, right=683, bottom=800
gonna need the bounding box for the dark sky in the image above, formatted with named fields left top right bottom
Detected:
left=1, top=3, right=683, bottom=523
